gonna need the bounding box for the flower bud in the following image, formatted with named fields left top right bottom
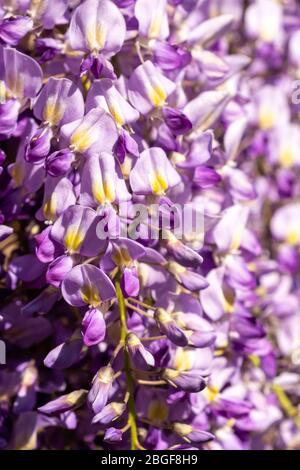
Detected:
left=92, top=402, right=126, bottom=424
left=162, top=368, right=207, bottom=393
left=25, top=126, right=52, bottom=164
left=80, top=54, right=116, bottom=80
left=193, top=165, right=221, bottom=188
left=172, top=423, right=214, bottom=443
left=46, top=255, right=74, bottom=288
left=154, top=308, right=188, bottom=347
left=104, top=427, right=123, bottom=443
left=43, top=330, right=83, bottom=370
left=113, top=129, right=139, bottom=163
left=126, top=332, right=155, bottom=369
left=0, top=16, right=33, bottom=46
left=163, top=107, right=192, bottom=136
left=168, top=261, right=209, bottom=291
left=35, top=226, right=57, bottom=263
left=154, top=41, right=191, bottom=71
left=121, top=266, right=140, bottom=298
left=88, top=366, right=115, bottom=414
left=46, top=148, right=75, bottom=177
left=38, top=390, right=87, bottom=415
left=81, top=308, right=106, bottom=346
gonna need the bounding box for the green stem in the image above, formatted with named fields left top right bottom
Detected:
left=116, top=277, right=141, bottom=450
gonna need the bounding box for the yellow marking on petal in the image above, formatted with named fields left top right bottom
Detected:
left=43, top=195, right=57, bottom=222
left=258, top=108, right=275, bottom=130
left=150, top=171, right=168, bottom=195
left=260, top=25, right=276, bottom=43
left=96, top=24, right=107, bottom=50
left=230, top=232, right=242, bottom=252
left=120, top=156, right=132, bottom=177
left=148, top=83, right=167, bottom=107
left=171, top=151, right=186, bottom=165
left=92, top=180, right=115, bottom=205
left=149, top=15, right=161, bottom=38
left=43, top=96, right=64, bottom=125
left=92, top=182, right=106, bottom=205
left=22, top=366, right=37, bottom=387
left=148, top=400, right=168, bottom=423
left=279, top=146, right=295, bottom=168
left=81, top=74, right=91, bottom=93
left=174, top=348, right=192, bottom=371
left=31, top=225, right=40, bottom=236
left=223, top=296, right=234, bottom=314
left=11, top=162, right=24, bottom=187
left=214, top=346, right=227, bottom=357
left=206, top=384, right=219, bottom=402
left=104, top=181, right=115, bottom=203
left=66, top=390, right=86, bottom=406
left=29, top=0, right=47, bottom=18
left=173, top=423, right=193, bottom=437
left=16, top=431, right=37, bottom=451
left=6, top=74, right=24, bottom=99
left=87, top=23, right=107, bottom=51
left=111, top=402, right=125, bottom=416
left=286, top=229, right=300, bottom=246
left=112, top=247, right=132, bottom=267
left=249, top=354, right=261, bottom=367
left=64, top=226, right=84, bottom=252
left=226, top=418, right=236, bottom=428
left=109, top=103, right=125, bottom=127
left=0, top=81, right=6, bottom=102
left=70, top=128, right=93, bottom=153
left=81, top=283, right=101, bottom=307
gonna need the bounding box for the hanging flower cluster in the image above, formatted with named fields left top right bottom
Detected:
left=1, top=0, right=300, bottom=451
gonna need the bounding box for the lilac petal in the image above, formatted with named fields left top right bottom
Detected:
left=43, top=330, right=83, bottom=370
left=80, top=152, right=131, bottom=207
left=128, top=61, right=176, bottom=114
left=0, top=99, right=20, bottom=136
left=61, top=108, right=118, bottom=156
left=135, top=0, right=169, bottom=40
left=130, top=147, right=181, bottom=195
left=68, top=0, right=126, bottom=57
left=38, top=390, right=87, bottom=415
left=0, top=224, right=13, bottom=241
left=46, top=255, right=74, bottom=288
left=39, top=177, right=76, bottom=223
left=86, top=78, right=139, bottom=125
left=61, top=264, right=115, bottom=307
left=34, top=77, right=85, bottom=127
left=50, top=205, right=106, bottom=256
left=0, top=47, right=43, bottom=99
